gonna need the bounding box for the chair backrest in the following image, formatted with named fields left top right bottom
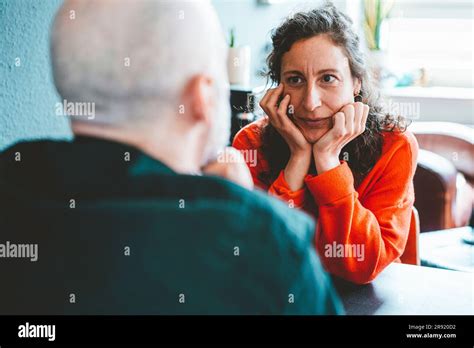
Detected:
left=411, top=121, right=474, bottom=184
left=400, top=207, right=420, bottom=265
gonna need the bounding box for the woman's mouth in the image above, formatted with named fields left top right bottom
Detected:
left=297, top=117, right=332, bottom=129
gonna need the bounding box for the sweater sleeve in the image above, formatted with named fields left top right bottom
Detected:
left=268, top=170, right=307, bottom=209
left=305, top=134, right=418, bottom=284
left=232, top=124, right=306, bottom=209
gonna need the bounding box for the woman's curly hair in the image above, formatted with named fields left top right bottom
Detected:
left=259, top=2, right=409, bottom=187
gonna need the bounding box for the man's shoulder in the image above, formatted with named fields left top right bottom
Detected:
left=0, top=139, right=51, bottom=160
left=0, top=138, right=315, bottom=248
left=0, top=139, right=62, bottom=184
left=193, top=175, right=315, bottom=245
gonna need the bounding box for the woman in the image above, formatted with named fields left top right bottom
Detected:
left=233, top=3, right=418, bottom=284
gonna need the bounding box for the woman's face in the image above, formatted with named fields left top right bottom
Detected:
left=280, top=34, right=361, bottom=144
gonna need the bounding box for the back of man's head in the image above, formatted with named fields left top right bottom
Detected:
left=51, top=0, right=230, bottom=164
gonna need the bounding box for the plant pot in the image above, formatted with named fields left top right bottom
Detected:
left=227, top=46, right=251, bottom=86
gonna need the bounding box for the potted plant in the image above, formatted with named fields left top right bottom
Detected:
left=364, top=0, right=395, bottom=82
left=227, top=28, right=251, bottom=86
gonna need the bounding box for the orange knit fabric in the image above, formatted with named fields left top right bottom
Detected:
left=233, top=118, right=419, bottom=284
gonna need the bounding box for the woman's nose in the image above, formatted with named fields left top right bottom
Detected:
left=303, top=85, right=322, bottom=112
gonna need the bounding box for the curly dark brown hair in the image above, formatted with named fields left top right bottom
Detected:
left=259, top=2, right=409, bottom=187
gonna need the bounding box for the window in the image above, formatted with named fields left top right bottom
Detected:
left=382, top=0, right=473, bottom=88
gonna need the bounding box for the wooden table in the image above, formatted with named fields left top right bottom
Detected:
left=334, top=263, right=474, bottom=315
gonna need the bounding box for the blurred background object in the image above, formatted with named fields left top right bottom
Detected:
left=229, top=85, right=265, bottom=143
left=384, top=0, right=473, bottom=89
left=411, top=122, right=473, bottom=232
left=227, top=28, right=252, bottom=86
left=363, top=0, right=394, bottom=51
left=363, top=0, right=395, bottom=86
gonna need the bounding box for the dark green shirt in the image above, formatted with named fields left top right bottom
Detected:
left=0, top=136, right=343, bottom=314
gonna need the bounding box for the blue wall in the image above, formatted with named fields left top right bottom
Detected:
left=0, top=0, right=333, bottom=150
left=0, top=0, right=72, bottom=150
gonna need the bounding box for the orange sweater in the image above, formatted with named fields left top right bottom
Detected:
left=233, top=118, right=419, bottom=284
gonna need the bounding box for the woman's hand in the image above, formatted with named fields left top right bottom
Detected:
left=260, top=84, right=311, bottom=157
left=313, top=102, right=369, bottom=175
left=259, top=83, right=312, bottom=191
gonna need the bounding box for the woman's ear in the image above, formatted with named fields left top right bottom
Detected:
left=353, top=78, right=362, bottom=96
left=181, top=74, right=214, bottom=124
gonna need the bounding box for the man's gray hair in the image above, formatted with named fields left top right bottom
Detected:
left=51, top=0, right=228, bottom=127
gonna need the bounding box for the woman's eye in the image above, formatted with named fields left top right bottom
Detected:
left=322, top=74, right=336, bottom=83
left=287, top=76, right=303, bottom=85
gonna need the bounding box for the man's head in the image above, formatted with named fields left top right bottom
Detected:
left=51, top=0, right=230, bottom=169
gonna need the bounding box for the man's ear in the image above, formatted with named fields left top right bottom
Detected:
left=181, top=74, right=214, bottom=124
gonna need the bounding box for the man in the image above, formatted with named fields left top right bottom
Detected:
left=0, top=0, right=342, bottom=314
